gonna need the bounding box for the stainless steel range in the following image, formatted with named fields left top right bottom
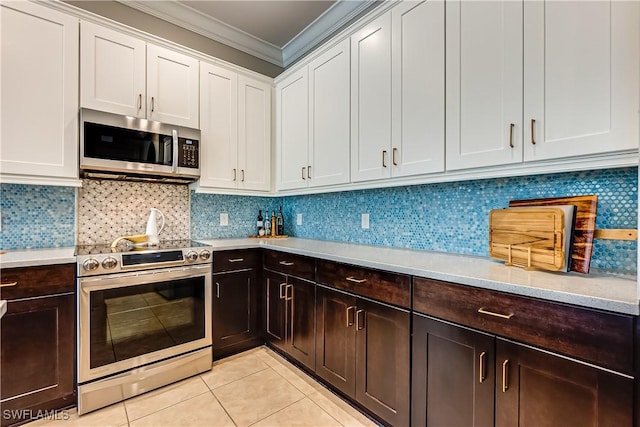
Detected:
left=76, top=240, right=212, bottom=414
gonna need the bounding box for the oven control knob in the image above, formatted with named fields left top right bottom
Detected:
left=82, top=258, right=100, bottom=271
left=199, top=250, right=211, bottom=261
left=102, top=257, right=118, bottom=270
left=186, top=250, right=198, bottom=262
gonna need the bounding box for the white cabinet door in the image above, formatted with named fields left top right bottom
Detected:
left=81, top=21, right=146, bottom=118
left=1, top=1, right=79, bottom=182
left=523, top=0, right=639, bottom=161
left=309, top=39, right=350, bottom=187
left=200, top=62, right=238, bottom=189
left=391, top=0, right=445, bottom=177
left=351, top=13, right=392, bottom=182
left=277, top=70, right=309, bottom=190
left=147, top=44, right=199, bottom=128
left=446, top=0, right=523, bottom=171
left=239, top=75, right=271, bottom=191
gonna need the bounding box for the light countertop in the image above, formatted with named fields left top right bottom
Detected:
left=197, top=237, right=640, bottom=315
left=0, top=247, right=76, bottom=269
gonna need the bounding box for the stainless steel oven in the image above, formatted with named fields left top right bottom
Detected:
left=76, top=242, right=212, bottom=414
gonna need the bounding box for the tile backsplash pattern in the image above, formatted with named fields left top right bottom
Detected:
left=283, top=167, right=638, bottom=273
left=0, top=184, right=75, bottom=250
left=77, top=179, right=190, bottom=245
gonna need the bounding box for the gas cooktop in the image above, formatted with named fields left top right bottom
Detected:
left=75, top=239, right=210, bottom=256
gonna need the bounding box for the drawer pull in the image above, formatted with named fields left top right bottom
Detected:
left=346, top=277, right=367, bottom=284
left=285, top=284, right=293, bottom=301
left=215, top=282, right=220, bottom=299
left=279, top=261, right=294, bottom=266
left=0, top=281, right=17, bottom=288
left=502, top=359, right=510, bottom=392
left=478, top=307, right=514, bottom=319
left=356, top=309, right=365, bottom=330
left=479, top=351, right=486, bottom=383
left=228, top=258, right=244, bottom=263
left=279, top=283, right=287, bottom=299
left=346, top=306, right=355, bottom=327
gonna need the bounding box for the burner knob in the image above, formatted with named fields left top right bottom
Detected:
left=199, top=250, right=211, bottom=261
left=102, top=257, right=118, bottom=270
left=186, top=250, right=198, bottom=262
left=82, top=258, right=100, bottom=271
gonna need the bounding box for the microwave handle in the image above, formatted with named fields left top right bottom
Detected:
left=172, top=129, right=178, bottom=172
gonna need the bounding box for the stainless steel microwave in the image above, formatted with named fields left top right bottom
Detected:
left=80, top=108, right=201, bottom=183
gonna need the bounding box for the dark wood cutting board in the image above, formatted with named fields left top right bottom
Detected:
left=509, top=195, right=598, bottom=274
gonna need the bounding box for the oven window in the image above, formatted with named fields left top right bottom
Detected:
left=89, top=276, right=205, bottom=369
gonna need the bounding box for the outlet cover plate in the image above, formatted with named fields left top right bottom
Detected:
left=296, top=214, right=303, bottom=225
left=220, top=213, right=229, bottom=226
left=361, top=213, right=370, bottom=229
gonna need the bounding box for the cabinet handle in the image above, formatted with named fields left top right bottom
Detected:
left=356, top=309, right=365, bottom=330
left=138, top=93, right=142, bottom=111
left=346, top=306, right=355, bottom=327
left=279, top=261, right=294, bottom=266
left=530, top=119, right=536, bottom=145
left=302, top=166, right=306, bottom=180
left=233, top=168, right=237, bottom=181
left=509, top=123, right=514, bottom=148
left=285, top=284, right=293, bottom=301
left=392, top=148, right=398, bottom=166
left=478, top=307, right=514, bottom=319
left=307, top=165, right=311, bottom=179
left=279, top=283, right=287, bottom=299
left=479, top=351, right=486, bottom=383
left=382, top=150, right=388, bottom=168
left=241, top=169, right=245, bottom=182
left=228, top=258, right=244, bottom=263
left=346, top=277, right=367, bottom=284
left=0, top=281, right=17, bottom=288
left=215, top=282, right=220, bottom=298
left=502, top=359, right=510, bottom=392
left=151, top=96, right=155, bottom=112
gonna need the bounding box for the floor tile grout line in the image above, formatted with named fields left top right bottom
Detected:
left=125, top=386, right=211, bottom=423
left=245, top=389, right=308, bottom=427
left=207, top=387, right=238, bottom=427
left=201, top=365, right=271, bottom=392
left=306, top=393, right=347, bottom=427
left=267, top=357, right=318, bottom=396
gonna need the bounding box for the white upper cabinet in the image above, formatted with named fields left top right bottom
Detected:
left=391, top=0, right=445, bottom=177
left=350, top=13, right=393, bottom=182
left=445, top=0, right=523, bottom=171
left=1, top=1, right=79, bottom=185
left=199, top=62, right=271, bottom=192
left=81, top=21, right=199, bottom=129
left=523, top=0, right=639, bottom=161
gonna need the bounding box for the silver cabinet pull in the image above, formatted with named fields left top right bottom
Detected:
left=307, top=165, right=311, bottom=179
left=285, top=284, right=293, bottom=301
left=509, top=123, right=515, bottom=148
left=302, top=166, right=306, bottom=180
left=279, top=261, right=294, bottom=266
left=478, top=307, right=514, bottom=319
left=356, top=309, right=365, bottom=330
left=392, top=148, right=398, bottom=166
left=346, top=277, right=366, bottom=284
left=215, top=282, right=220, bottom=298
left=530, top=119, right=536, bottom=145
left=382, top=150, right=388, bottom=168
left=241, top=169, right=245, bottom=182
left=233, top=169, right=237, bottom=181
left=479, top=351, right=486, bottom=383
left=0, top=281, right=17, bottom=288
left=228, top=258, right=244, bottom=262
left=502, top=359, right=510, bottom=392
left=151, top=96, right=155, bottom=112
left=138, top=94, right=142, bottom=111
left=346, top=306, right=355, bottom=327
left=279, top=283, right=287, bottom=299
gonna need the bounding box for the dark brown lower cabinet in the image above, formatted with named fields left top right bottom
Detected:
left=1, top=293, right=75, bottom=427
left=496, top=338, right=634, bottom=427
left=212, top=269, right=260, bottom=359
left=316, top=285, right=410, bottom=427
left=264, top=270, right=315, bottom=370
left=412, top=314, right=494, bottom=427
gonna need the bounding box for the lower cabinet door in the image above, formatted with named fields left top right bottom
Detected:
left=286, top=277, right=316, bottom=370
left=412, top=314, right=495, bottom=427
left=315, top=286, right=357, bottom=397
left=264, top=270, right=287, bottom=351
left=1, top=293, right=75, bottom=427
left=213, top=269, right=259, bottom=358
left=355, top=298, right=410, bottom=427
left=496, top=338, right=634, bottom=427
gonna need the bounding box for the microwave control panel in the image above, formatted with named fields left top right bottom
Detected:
left=178, top=138, right=199, bottom=168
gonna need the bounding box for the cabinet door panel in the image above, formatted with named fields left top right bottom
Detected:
left=524, top=1, right=639, bottom=160
left=412, top=314, right=494, bottom=427
left=355, top=299, right=410, bottom=427
left=213, top=270, right=258, bottom=353
left=351, top=13, right=392, bottom=182
left=496, top=339, right=634, bottom=427
left=200, top=63, right=239, bottom=189
left=315, top=286, right=356, bottom=397
left=239, top=76, right=271, bottom=191
left=264, top=270, right=287, bottom=350
left=309, top=40, right=351, bottom=187
left=446, top=0, right=523, bottom=170
left=287, top=277, right=315, bottom=370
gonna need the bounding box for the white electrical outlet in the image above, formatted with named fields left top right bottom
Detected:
left=220, top=213, right=229, bottom=226
left=361, top=213, right=370, bottom=229
left=296, top=213, right=303, bottom=225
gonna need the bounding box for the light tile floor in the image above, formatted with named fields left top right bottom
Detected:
left=28, top=346, right=378, bottom=427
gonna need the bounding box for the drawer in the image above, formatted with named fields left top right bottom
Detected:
left=263, top=250, right=315, bottom=281
left=0, top=263, right=75, bottom=300
left=317, top=260, right=411, bottom=309
left=413, top=278, right=635, bottom=374
left=213, top=250, right=260, bottom=273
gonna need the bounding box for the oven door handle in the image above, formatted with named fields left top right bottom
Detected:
left=79, top=264, right=212, bottom=291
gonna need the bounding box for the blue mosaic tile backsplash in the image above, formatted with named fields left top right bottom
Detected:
left=1, top=184, right=76, bottom=250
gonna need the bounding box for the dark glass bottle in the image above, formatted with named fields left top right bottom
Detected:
left=257, top=210, right=264, bottom=235
left=277, top=206, right=284, bottom=236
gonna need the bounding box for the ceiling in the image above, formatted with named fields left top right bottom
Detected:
left=121, top=0, right=376, bottom=68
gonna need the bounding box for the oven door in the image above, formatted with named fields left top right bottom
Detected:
left=78, top=264, right=211, bottom=383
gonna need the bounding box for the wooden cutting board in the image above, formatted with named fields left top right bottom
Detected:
left=489, top=208, right=568, bottom=271
left=509, top=195, right=597, bottom=274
